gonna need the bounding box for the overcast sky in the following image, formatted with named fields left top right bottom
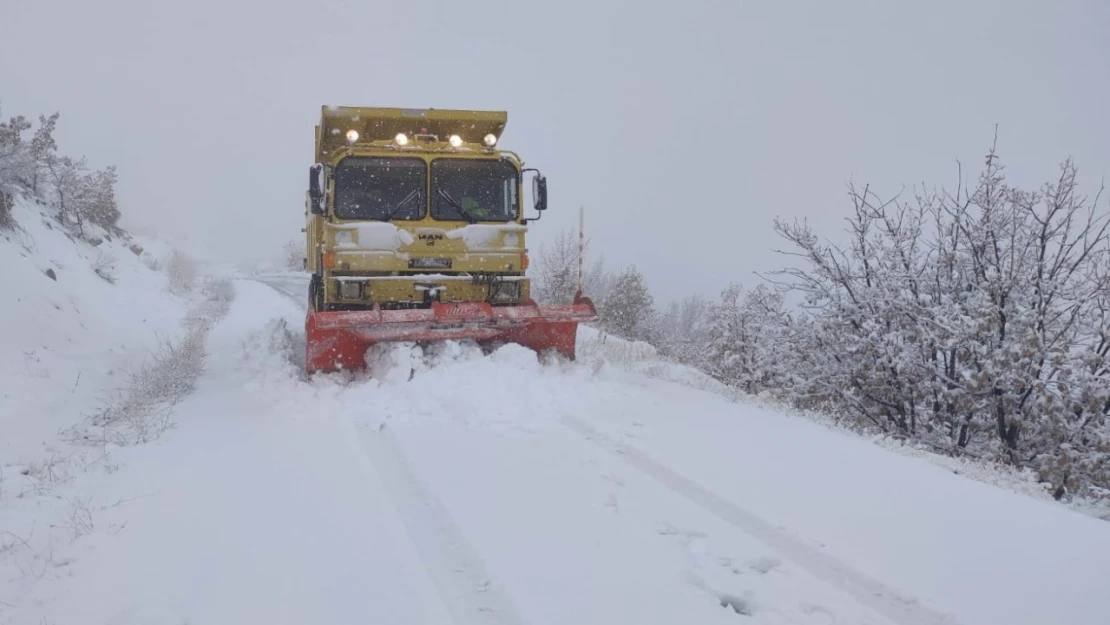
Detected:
left=3, top=0, right=1108, bottom=303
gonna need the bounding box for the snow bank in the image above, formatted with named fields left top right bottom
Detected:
left=576, top=324, right=1110, bottom=519
left=577, top=324, right=731, bottom=395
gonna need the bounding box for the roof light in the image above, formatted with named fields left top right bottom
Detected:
left=394, top=133, right=409, bottom=146
left=345, top=129, right=359, bottom=143
left=448, top=134, right=463, bottom=147
left=483, top=133, right=497, bottom=147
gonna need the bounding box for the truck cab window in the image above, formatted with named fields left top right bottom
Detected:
left=431, top=159, right=519, bottom=222
left=334, top=157, right=426, bottom=220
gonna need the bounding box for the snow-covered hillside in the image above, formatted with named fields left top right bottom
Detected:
left=0, top=195, right=187, bottom=462
left=4, top=246, right=1110, bottom=624
left=0, top=195, right=235, bottom=621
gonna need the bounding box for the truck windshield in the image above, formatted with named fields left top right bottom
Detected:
left=431, top=159, right=519, bottom=222
left=334, top=157, right=426, bottom=220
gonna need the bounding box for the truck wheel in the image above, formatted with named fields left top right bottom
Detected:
left=309, top=274, right=324, bottom=312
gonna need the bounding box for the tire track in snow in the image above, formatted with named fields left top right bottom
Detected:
left=356, top=423, right=528, bottom=625
left=561, top=416, right=961, bottom=625
left=255, top=275, right=521, bottom=622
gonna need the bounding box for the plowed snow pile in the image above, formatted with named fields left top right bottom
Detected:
left=3, top=275, right=1110, bottom=625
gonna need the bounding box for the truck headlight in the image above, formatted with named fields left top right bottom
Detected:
left=335, top=230, right=354, bottom=246
left=338, top=280, right=362, bottom=299
left=492, top=281, right=521, bottom=302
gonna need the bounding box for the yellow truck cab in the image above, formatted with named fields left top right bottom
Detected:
left=305, top=106, right=547, bottom=311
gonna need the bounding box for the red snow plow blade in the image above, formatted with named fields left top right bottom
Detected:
left=305, top=294, right=597, bottom=374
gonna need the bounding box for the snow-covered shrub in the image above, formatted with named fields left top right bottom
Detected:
left=755, top=144, right=1110, bottom=503
left=86, top=330, right=205, bottom=445
left=578, top=327, right=659, bottom=367
left=91, top=251, right=117, bottom=284
left=165, top=249, right=196, bottom=295
left=74, top=274, right=236, bottom=445
left=142, top=253, right=162, bottom=271
left=185, top=276, right=235, bottom=333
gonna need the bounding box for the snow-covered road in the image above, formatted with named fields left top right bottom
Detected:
left=7, top=275, right=1110, bottom=625
left=253, top=275, right=903, bottom=624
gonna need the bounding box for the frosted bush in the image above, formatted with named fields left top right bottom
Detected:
left=165, top=249, right=196, bottom=295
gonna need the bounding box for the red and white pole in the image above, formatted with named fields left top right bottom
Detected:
left=578, top=205, right=585, bottom=297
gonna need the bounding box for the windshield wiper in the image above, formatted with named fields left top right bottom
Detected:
left=382, top=189, right=419, bottom=221
left=437, top=188, right=477, bottom=224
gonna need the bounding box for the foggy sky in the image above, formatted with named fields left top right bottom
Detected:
left=3, top=0, right=1108, bottom=303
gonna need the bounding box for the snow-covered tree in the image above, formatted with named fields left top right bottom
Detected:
left=533, top=226, right=614, bottom=304
left=77, top=165, right=120, bottom=230
left=283, top=240, right=304, bottom=271
left=657, top=293, right=711, bottom=365
left=45, top=153, right=94, bottom=234
left=533, top=227, right=580, bottom=304
left=29, top=112, right=59, bottom=194
left=43, top=154, right=121, bottom=235
left=759, top=141, right=1110, bottom=501
left=0, top=186, right=11, bottom=229
left=600, top=266, right=657, bottom=343
left=0, top=107, right=119, bottom=236
left=0, top=107, right=33, bottom=193
left=703, top=283, right=790, bottom=394
left=582, top=254, right=615, bottom=304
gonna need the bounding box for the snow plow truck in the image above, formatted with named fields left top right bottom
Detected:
left=303, top=106, right=597, bottom=373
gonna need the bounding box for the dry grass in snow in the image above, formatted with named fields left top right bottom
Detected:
left=67, top=276, right=235, bottom=446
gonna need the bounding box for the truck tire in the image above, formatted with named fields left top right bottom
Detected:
left=309, top=274, right=324, bottom=312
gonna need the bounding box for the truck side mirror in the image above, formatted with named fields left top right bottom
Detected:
left=308, top=163, right=326, bottom=214
left=532, top=174, right=548, bottom=212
